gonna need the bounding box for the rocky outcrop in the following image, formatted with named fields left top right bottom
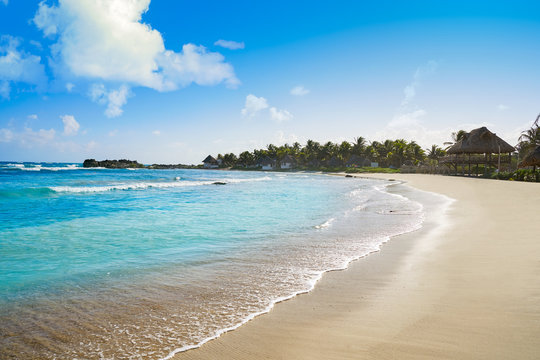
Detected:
left=83, top=159, right=144, bottom=168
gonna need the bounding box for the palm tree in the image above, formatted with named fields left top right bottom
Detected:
left=338, top=141, right=352, bottom=162
left=444, top=129, right=467, bottom=149
left=427, top=144, right=445, bottom=163
left=518, top=114, right=540, bottom=157
left=238, top=151, right=254, bottom=167
left=352, top=136, right=366, bottom=156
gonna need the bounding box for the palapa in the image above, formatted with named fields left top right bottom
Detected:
left=447, top=127, right=515, bottom=154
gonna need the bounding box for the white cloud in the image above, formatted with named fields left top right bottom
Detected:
left=269, top=107, right=293, bottom=122
left=152, top=130, right=160, bottom=135
left=0, top=126, right=56, bottom=146
left=0, top=80, right=9, bottom=98
left=290, top=85, right=309, bottom=96
left=27, top=114, right=38, bottom=120
left=19, top=126, right=56, bottom=147
left=1, top=0, right=7, bottom=6
left=241, top=94, right=269, bottom=117
left=0, top=35, right=47, bottom=98
left=66, top=82, right=75, bottom=92
left=89, top=83, right=131, bottom=118
left=108, top=129, right=118, bottom=137
left=388, top=109, right=427, bottom=128
left=214, top=39, right=245, bottom=50
left=86, top=140, right=98, bottom=151
left=61, top=114, right=79, bottom=135
left=274, top=130, right=299, bottom=145
left=400, top=60, right=437, bottom=106
left=33, top=0, right=238, bottom=100
left=241, top=94, right=293, bottom=122
left=158, top=44, right=239, bottom=89
left=0, top=128, right=13, bottom=142
left=497, top=104, right=509, bottom=111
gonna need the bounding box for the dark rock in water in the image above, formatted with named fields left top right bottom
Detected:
left=83, top=159, right=144, bottom=169
left=345, top=174, right=353, bottom=178
left=212, top=182, right=227, bottom=185
left=83, top=159, right=99, bottom=167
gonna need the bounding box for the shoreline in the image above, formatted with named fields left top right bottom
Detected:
left=172, top=174, right=540, bottom=360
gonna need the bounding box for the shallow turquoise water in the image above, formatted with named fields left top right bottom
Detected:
left=0, top=162, right=425, bottom=359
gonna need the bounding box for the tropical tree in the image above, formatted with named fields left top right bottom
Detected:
left=238, top=151, right=255, bottom=167
left=352, top=136, right=367, bottom=156
left=427, top=144, right=446, bottom=162
left=517, top=114, right=540, bottom=157
left=337, top=141, right=352, bottom=162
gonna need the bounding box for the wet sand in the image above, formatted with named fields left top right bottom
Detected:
left=172, top=174, right=540, bottom=360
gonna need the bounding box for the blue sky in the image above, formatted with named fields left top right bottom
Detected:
left=1, top=0, right=540, bottom=163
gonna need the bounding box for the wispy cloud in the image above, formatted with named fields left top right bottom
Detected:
left=269, top=107, right=293, bottom=122
left=241, top=94, right=293, bottom=122
left=152, top=130, right=160, bottom=135
left=0, top=35, right=47, bottom=99
left=61, top=114, right=79, bottom=135
left=378, top=60, right=440, bottom=146
left=0, top=128, right=13, bottom=142
left=27, top=114, right=38, bottom=120
left=400, top=60, right=437, bottom=106
left=497, top=104, right=509, bottom=111
left=290, top=85, right=309, bottom=96
left=214, top=39, right=245, bottom=50
left=241, top=94, right=269, bottom=117
left=89, top=83, right=131, bottom=118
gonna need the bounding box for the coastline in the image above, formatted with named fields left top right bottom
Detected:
left=172, top=174, right=540, bottom=360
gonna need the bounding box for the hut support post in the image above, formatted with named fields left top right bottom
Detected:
left=498, top=145, right=501, bottom=173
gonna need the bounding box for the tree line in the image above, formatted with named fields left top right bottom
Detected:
left=215, top=137, right=447, bottom=169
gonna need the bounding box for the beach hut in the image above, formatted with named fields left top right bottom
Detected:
left=518, top=145, right=540, bottom=171
left=257, top=156, right=276, bottom=170
left=202, top=155, right=219, bottom=169
left=280, top=154, right=297, bottom=169
left=443, top=127, right=515, bottom=175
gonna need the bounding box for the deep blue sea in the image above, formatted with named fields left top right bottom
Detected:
left=0, top=162, right=427, bottom=359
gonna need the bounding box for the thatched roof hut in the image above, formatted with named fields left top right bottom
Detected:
left=519, top=145, right=540, bottom=168
left=202, top=155, right=218, bottom=164
left=281, top=154, right=297, bottom=164
left=447, top=127, right=515, bottom=154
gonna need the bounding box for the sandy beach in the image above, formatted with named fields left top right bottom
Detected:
left=173, top=174, right=540, bottom=360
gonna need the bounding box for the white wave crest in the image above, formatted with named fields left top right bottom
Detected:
left=315, top=218, right=335, bottom=229
left=49, top=177, right=271, bottom=193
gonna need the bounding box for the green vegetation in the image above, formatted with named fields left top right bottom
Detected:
left=492, top=169, right=540, bottom=182
left=517, top=114, right=540, bottom=159
left=215, top=137, right=440, bottom=170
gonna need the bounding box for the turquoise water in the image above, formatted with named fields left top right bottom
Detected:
left=0, top=162, right=425, bottom=359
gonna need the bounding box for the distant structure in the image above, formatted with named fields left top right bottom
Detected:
left=257, top=156, right=276, bottom=170
left=441, top=127, right=515, bottom=175
left=202, top=155, right=219, bottom=169
left=519, top=145, right=540, bottom=171
left=280, top=154, right=297, bottom=169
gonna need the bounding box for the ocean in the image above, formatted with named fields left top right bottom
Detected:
left=0, top=162, right=428, bottom=359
